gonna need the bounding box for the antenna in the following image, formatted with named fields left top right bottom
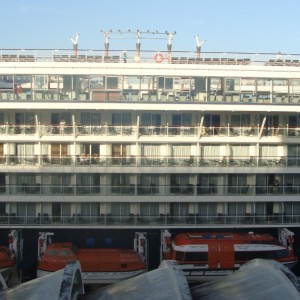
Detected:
left=70, top=33, right=79, bottom=56
left=195, top=34, right=205, bottom=48
left=70, top=33, right=79, bottom=45
left=195, top=35, right=205, bottom=60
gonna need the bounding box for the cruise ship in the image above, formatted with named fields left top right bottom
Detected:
left=0, top=31, right=300, bottom=248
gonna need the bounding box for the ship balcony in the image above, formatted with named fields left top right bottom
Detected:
left=1, top=212, right=299, bottom=227
left=0, top=154, right=295, bottom=168
left=1, top=124, right=300, bottom=139
left=2, top=183, right=300, bottom=197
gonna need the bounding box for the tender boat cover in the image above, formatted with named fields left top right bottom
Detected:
left=0, top=261, right=84, bottom=300
left=82, top=259, right=300, bottom=300
left=82, top=260, right=192, bottom=300
left=191, top=259, right=300, bottom=300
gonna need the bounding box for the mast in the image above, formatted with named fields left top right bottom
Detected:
left=136, top=30, right=141, bottom=62
left=167, top=32, right=174, bottom=64
left=195, top=34, right=205, bottom=61
left=70, top=33, right=79, bottom=56
left=100, top=30, right=111, bottom=57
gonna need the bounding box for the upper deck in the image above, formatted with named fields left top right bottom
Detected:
left=1, top=49, right=300, bottom=112
left=1, top=49, right=300, bottom=75
left=0, top=48, right=299, bottom=66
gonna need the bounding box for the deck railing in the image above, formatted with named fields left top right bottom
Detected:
left=1, top=183, right=300, bottom=197
left=1, top=213, right=298, bottom=227
left=1, top=124, right=300, bottom=138
left=1, top=49, right=300, bottom=66
left=0, top=154, right=298, bottom=168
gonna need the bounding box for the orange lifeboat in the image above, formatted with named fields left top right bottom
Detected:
left=37, top=242, right=146, bottom=284
left=161, top=230, right=298, bottom=283
left=0, top=246, right=16, bottom=269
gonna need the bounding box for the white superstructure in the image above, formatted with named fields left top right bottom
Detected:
left=0, top=38, right=300, bottom=229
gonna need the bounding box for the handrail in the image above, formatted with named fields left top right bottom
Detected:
left=0, top=154, right=296, bottom=168
left=1, top=124, right=300, bottom=138
left=1, top=212, right=298, bottom=227
left=1, top=183, right=299, bottom=196
left=0, top=49, right=300, bottom=65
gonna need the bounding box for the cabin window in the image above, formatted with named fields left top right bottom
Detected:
left=112, top=112, right=132, bottom=126
left=158, top=77, right=173, bottom=90
left=90, top=76, right=104, bottom=89
left=185, top=252, right=208, bottom=261
left=123, top=76, right=140, bottom=90
left=107, top=77, right=120, bottom=89
left=287, top=145, right=300, bottom=166
left=0, top=75, right=13, bottom=89
left=175, top=251, right=184, bottom=261
left=235, top=249, right=289, bottom=261
left=274, top=249, right=289, bottom=259
left=140, top=113, right=161, bottom=126
left=225, top=78, right=240, bottom=92
left=81, top=112, right=101, bottom=125
left=272, top=79, right=288, bottom=93
left=257, top=78, right=271, bottom=90
left=241, top=78, right=256, bottom=92
left=289, top=79, right=300, bottom=93
left=235, top=251, right=247, bottom=261
left=59, top=249, right=73, bottom=256
left=46, top=249, right=74, bottom=256
left=47, top=249, right=59, bottom=256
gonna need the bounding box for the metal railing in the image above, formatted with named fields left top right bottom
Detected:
left=2, top=124, right=300, bottom=138
left=1, top=49, right=300, bottom=66
left=1, top=213, right=298, bottom=227
left=0, top=154, right=298, bottom=168
left=2, top=184, right=300, bottom=197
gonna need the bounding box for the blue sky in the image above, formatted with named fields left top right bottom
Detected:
left=1, top=0, right=300, bottom=54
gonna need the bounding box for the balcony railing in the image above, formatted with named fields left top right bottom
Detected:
left=0, top=154, right=297, bottom=168
left=2, top=124, right=300, bottom=138
left=2, top=184, right=300, bottom=197
left=0, top=213, right=299, bottom=227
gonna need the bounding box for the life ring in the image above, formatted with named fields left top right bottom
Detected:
left=154, top=52, right=164, bottom=63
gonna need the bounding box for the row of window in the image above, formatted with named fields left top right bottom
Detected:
left=1, top=143, right=300, bottom=164
left=1, top=201, right=299, bottom=227
left=0, top=75, right=300, bottom=102
left=1, top=75, right=300, bottom=91
left=1, top=173, right=300, bottom=196
left=2, top=111, right=300, bottom=129
left=175, top=249, right=289, bottom=262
